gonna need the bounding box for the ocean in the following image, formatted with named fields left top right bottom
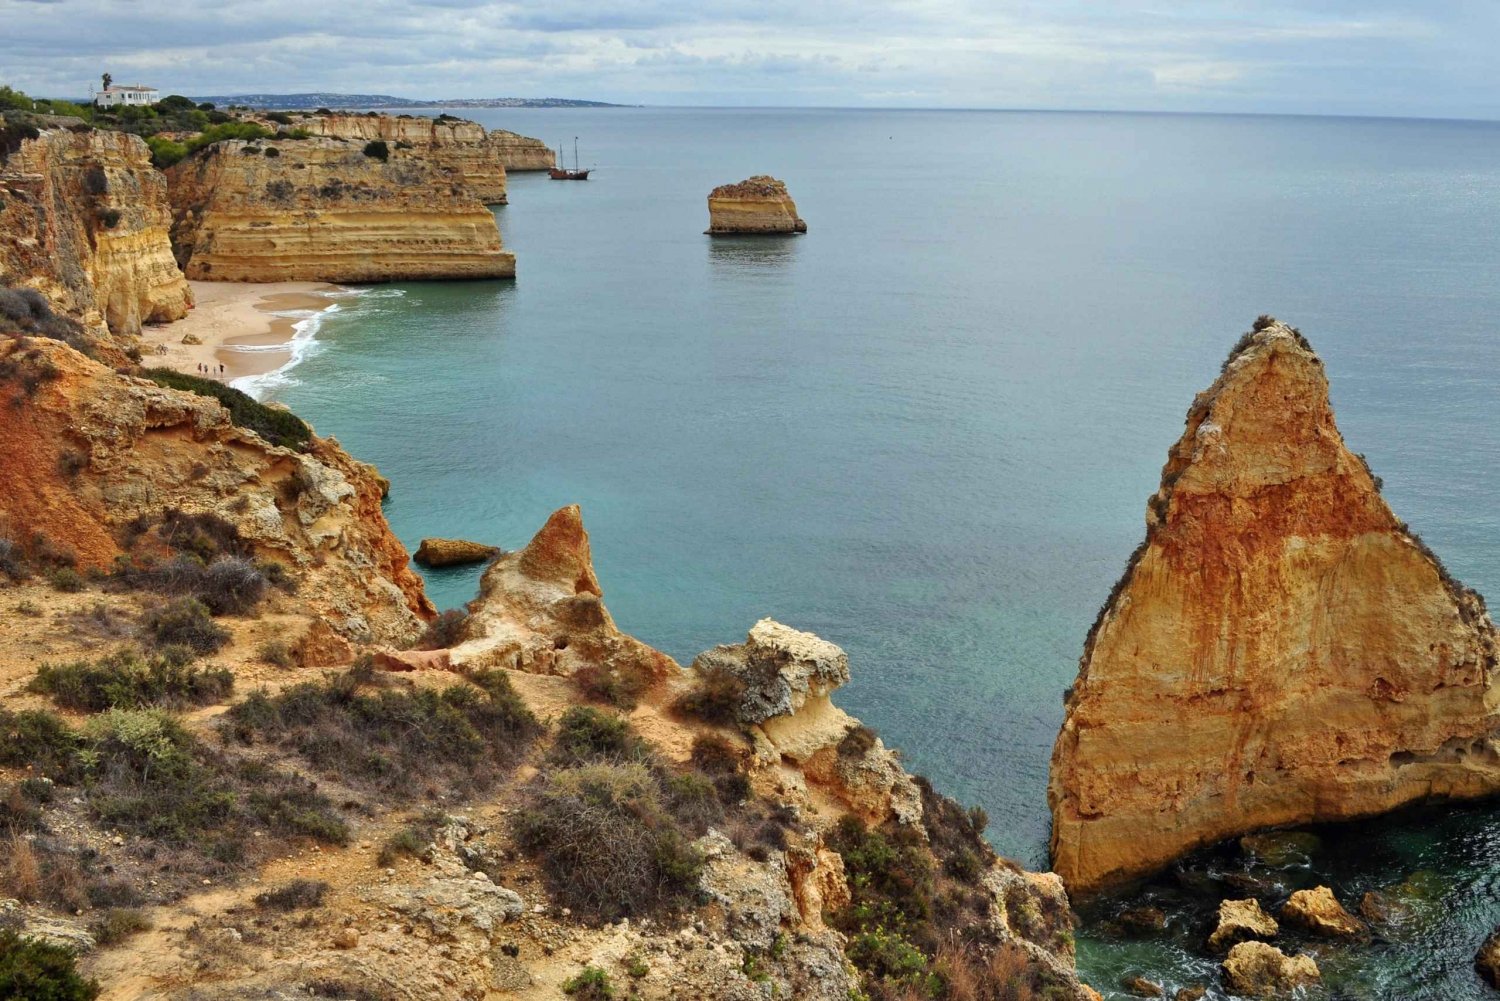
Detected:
left=259, top=107, right=1500, bottom=999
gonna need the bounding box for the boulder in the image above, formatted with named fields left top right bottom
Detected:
left=1477, top=929, right=1500, bottom=988
left=1221, top=942, right=1320, bottom=997
left=1116, top=905, right=1168, bottom=936
left=1280, top=885, right=1364, bottom=939
left=1207, top=898, right=1278, bottom=953
left=1121, top=974, right=1164, bottom=997
left=692, top=618, right=850, bottom=726
left=414, top=537, right=501, bottom=568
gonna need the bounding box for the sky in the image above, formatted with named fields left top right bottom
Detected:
left=3, top=0, right=1498, bottom=119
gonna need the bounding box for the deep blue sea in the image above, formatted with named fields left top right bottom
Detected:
left=260, top=108, right=1500, bottom=999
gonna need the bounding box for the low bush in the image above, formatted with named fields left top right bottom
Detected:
left=512, top=761, right=704, bottom=922
left=223, top=665, right=540, bottom=799
left=48, top=567, right=84, bottom=593
left=254, top=878, right=329, bottom=911
left=0, top=537, right=28, bottom=581
left=89, top=907, right=151, bottom=946
left=572, top=661, right=650, bottom=710
left=561, top=966, right=613, bottom=1000
left=139, top=597, right=230, bottom=653
left=376, top=808, right=450, bottom=867
left=362, top=140, right=389, bottom=161
left=258, top=639, right=293, bottom=667
left=0, top=928, right=100, bottom=1000
left=114, top=555, right=268, bottom=617
left=0, top=707, right=83, bottom=781
left=415, top=608, right=467, bottom=650
left=551, top=706, right=649, bottom=767
left=671, top=666, right=746, bottom=724
left=139, top=369, right=312, bottom=450
left=838, top=723, right=879, bottom=759
left=30, top=648, right=234, bottom=711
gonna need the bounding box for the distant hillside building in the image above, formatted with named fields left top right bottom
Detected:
left=96, top=84, right=159, bottom=107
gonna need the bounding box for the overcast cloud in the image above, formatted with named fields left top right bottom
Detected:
left=3, top=0, right=1497, bottom=118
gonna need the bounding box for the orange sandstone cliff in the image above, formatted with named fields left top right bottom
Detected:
left=0, top=118, right=191, bottom=339
left=297, top=113, right=512, bottom=203
left=167, top=137, right=516, bottom=282
left=706, top=176, right=807, bottom=234
left=0, top=336, right=432, bottom=643
left=1048, top=318, right=1500, bottom=895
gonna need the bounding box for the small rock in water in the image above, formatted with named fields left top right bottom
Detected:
left=1174, top=987, right=1207, bottom=1001
left=1221, top=941, right=1320, bottom=997
left=1280, top=885, right=1365, bottom=940
left=1116, top=905, right=1168, bottom=937
left=1120, top=973, right=1164, bottom=997
left=1208, top=898, right=1278, bottom=953
left=1476, top=928, right=1500, bottom=988
left=1239, top=831, right=1322, bottom=868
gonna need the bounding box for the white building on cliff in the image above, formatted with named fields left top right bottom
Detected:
left=95, top=84, right=159, bottom=107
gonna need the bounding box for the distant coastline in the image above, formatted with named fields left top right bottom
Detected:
left=188, top=92, right=632, bottom=110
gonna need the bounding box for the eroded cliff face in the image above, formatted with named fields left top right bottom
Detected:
left=0, top=336, right=432, bottom=643
left=488, top=129, right=557, bottom=171
left=297, top=113, right=510, bottom=203
left=1048, top=318, right=1500, bottom=895
left=707, top=176, right=807, bottom=234
left=0, top=119, right=191, bottom=339
left=167, top=137, right=515, bottom=282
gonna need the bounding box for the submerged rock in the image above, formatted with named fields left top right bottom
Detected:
left=706, top=176, right=807, bottom=234
left=1280, top=885, right=1365, bottom=939
left=1049, top=317, right=1500, bottom=895
left=1221, top=942, right=1320, bottom=997
left=414, top=537, right=501, bottom=567
left=1207, top=898, right=1278, bottom=953
left=1239, top=831, right=1321, bottom=868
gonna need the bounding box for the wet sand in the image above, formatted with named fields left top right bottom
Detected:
left=140, top=280, right=340, bottom=382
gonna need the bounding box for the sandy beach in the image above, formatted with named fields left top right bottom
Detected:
left=140, top=280, right=341, bottom=384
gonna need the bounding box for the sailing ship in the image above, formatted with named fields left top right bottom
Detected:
left=549, top=137, right=591, bottom=180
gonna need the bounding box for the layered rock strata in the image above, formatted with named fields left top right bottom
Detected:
left=487, top=129, right=557, bottom=171
left=1049, top=318, right=1500, bottom=894
left=167, top=137, right=515, bottom=281
left=0, top=117, right=191, bottom=338
left=297, top=113, right=512, bottom=203
left=706, top=176, right=807, bottom=234
left=0, top=336, right=432, bottom=643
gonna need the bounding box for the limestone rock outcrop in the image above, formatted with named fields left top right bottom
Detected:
left=414, top=536, right=500, bottom=567
left=296, top=113, right=512, bottom=203
left=167, top=137, right=515, bottom=282
left=706, top=176, right=807, bottom=234
left=1049, top=317, right=1500, bottom=895
left=1477, top=928, right=1500, bottom=988
left=1220, top=942, right=1320, bottom=997
left=1, top=117, right=191, bottom=339
left=692, top=618, right=851, bottom=725
left=450, top=505, right=676, bottom=681
left=487, top=129, right=557, bottom=171
left=1207, top=899, right=1277, bottom=953
left=1280, top=885, right=1364, bottom=939
left=0, top=336, right=432, bottom=643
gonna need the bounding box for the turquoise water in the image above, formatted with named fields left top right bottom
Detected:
left=265, top=108, right=1500, bottom=998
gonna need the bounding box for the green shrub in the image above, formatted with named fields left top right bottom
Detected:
left=30, top=649, right=233, bottom=711
left=671, top=666, right=746, bottom=724
left=0, top=707, right=82, bottom=781
left=223, top=666, right=540, bottom=799
left=376, top=809, right=449, bottom=867
left=258, top=639, right=293, bottom=667
left=145, top=135, right=187, bottom=168
left=140, top=597, right=230, bottom=653
left=362, top=140, right=389, bottom=161
left=416, top=608, right=467, bottom=650
left=139, top=369, right=312, bottom=450
left=839, top=723, right=879, bottom=759
left=561, top=966, right=613, bottom=1000
left=572, top=661, right=650, bottom=710
left=48, top=567, right=84, bottom=593
left=0, top=929, right=99, bottom=1000
left=253, top=878, right=329, bottom=910
left=552, top=706, right=649, bottom=766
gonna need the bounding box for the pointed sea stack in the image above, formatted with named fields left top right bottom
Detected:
left=1048, top=317, right=1500, bottom=895
left=706, top=176, right=807, bottom=234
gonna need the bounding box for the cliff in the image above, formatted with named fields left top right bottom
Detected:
left=0, top=336, right=431, bottom=643
left=296, top=113, right=511, bottom=203
left=1048, top=317, right=1500, bottom=895
left=707, top=175, right=807, bottom=234
left=0, top=117, right=191, bottom=340
left=167, top=137, right=516, bottom=282
left=488, top=129, right=557, bottom=171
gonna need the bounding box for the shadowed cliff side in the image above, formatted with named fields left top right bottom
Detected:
left=167, top=137, right=516, bottom=282
left=1049, top=317, right=1500, bottom=895
left=0, top=117, right=191, bottom=341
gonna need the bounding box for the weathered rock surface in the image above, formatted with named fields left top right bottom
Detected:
left=1477, top=928, right=1500, bottom=988
left=1, top=118, right=191, bottom=338
left=1221, top=941, right=1320, bottom=997
left=1207, top=898, right=1278, bottom=953
left=487, top=129, right=558, bottom=171
left=1280, top=885, right=1364, bottom=939
left=1049, top=317, right=1500, bottom=894
left=0, top=337, right=432, bottom=642
left=692, top=617, right=850, bottom=724
left=451, top=504, right=676, bottom=681
left=297, top=112, right=512, bottom=203
left=167, top=137, right=515, bottom=282
left=414, top=536, right=500, bottom=567
left=706, top=176, right=807, bottom=234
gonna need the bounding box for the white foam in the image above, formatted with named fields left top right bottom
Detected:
left=228, top=301, right=342, bottom=400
